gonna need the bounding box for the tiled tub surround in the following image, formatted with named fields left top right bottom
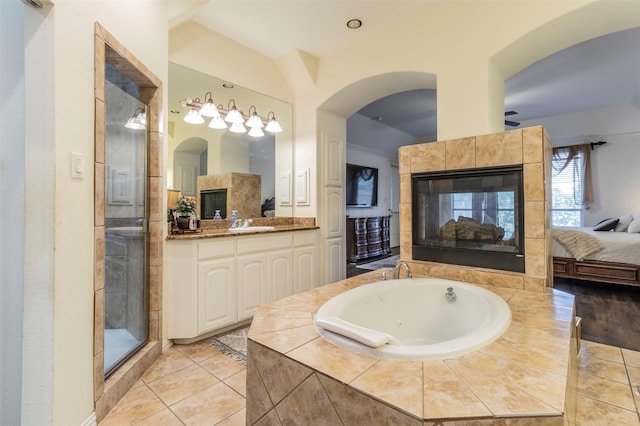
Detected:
left=246, top=270, right=578, bottom=425
left=398, top=126, right=554, bottom=293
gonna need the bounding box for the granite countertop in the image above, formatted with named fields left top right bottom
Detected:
left=166, top=217, right=318, bottom=240
left=247, top=269, right=576, bottom=423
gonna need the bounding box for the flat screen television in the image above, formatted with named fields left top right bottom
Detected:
left=346, top=163, right=378, bottom=207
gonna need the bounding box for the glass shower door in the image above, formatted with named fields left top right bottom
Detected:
left=103, top=64, right=148, bottom=378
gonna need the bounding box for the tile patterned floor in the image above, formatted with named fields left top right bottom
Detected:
left=100, top=337, right=640, bottom=425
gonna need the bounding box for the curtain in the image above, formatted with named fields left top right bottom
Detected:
left=551, top=144, right=594, bottom=205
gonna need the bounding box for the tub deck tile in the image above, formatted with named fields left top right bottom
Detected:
left=422, top=360, right=492, bottom=419
left=446, top=357, right=561, bottom=416
left=287, top=337, right=378, bottom=384
left=350, top=359, right=423, bottom=417
left=247, top=271, right=575, bottom=423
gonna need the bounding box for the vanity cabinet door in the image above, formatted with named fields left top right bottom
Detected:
left=294, top=246, right=317, bottom=293
left=237, top=253, right=268, bottom=321
left=268, top=249, right=293, bottom=301
left=197, top=257, right=236, bottom=334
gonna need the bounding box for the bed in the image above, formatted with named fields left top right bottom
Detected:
left=552, top=227, right=640, bottom=287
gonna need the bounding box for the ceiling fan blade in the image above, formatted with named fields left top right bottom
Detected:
left=505, top=120, right=520, bottom=127
left=504, top=110, right=518, bottom=116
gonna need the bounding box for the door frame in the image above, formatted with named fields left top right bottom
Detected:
left=93, top=23, right=164, bottom=422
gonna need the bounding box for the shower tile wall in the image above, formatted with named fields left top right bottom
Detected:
left=105, top=232, right=145, bottom=339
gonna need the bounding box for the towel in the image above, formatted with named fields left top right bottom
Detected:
left=315, top=316, right=394, bottom=347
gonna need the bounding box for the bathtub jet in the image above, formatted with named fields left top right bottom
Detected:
left=314, top=278, right=511, bottom=360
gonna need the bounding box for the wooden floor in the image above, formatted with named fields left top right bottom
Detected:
left=347, top=257, right=640, bottom=352
left=554, top=277, right=640, bottom=352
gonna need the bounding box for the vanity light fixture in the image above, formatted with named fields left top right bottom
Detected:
left=124, top=107, right=146, bottom=130
left=248, top=126, right=265, bottom=137
left=245, top=106, right=264, bottom=128
left=229, top=122, right=247, bottom=133
left=265, top=111, right=283, bottom=133
left=199, top=92, right=220, bottom=118
left=184, top=108, right=205, bottom=124
left=224, top=99, right=244, bottom=124
left=208, top=115, right=228, bottom=130
left=180, top=96, right=283, bottom=137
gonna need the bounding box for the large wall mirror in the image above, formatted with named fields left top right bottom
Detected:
left=168, top=62, right=293, bottom=219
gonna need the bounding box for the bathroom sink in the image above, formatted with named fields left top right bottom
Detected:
left=228, top=226, right=275, bottom=232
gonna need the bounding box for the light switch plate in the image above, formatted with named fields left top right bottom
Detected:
left=71, top=152, right=84, bottom=179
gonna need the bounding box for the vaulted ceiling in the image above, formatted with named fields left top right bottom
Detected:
left=170, top=2, right=640, bottom=156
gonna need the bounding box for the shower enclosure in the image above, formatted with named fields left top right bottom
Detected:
left=103, top=64, right=149, bottom=377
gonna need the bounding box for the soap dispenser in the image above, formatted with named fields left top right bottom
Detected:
left=230, top=210, right=238, bottom=228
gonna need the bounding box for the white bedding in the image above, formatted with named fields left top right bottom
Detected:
left=552, top=227, right=640, bottom=265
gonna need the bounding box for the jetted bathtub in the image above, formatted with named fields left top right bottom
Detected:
left=314, top=277, right=511, bottom=359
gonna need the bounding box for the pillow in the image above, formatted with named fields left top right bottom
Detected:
left=593, top=218, right=619, bottom=231
left=627, top=214, right=640, bottom=233
left=615, top=214, right=634, bottom=232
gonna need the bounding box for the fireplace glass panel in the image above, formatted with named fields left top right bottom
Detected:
left=201, top=189, right=227, bottom=219
left=412, top=166, right=524, bottom=272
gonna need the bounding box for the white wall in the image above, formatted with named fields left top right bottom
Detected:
left=519, top=103, right=640, bottom=226
left=587, top=133, right=640, bottom=225
left=15, top=1, right=169, bottom=425
left=345, top=114, right=414, bottom=227
left=0, top=2, right=27, bottom=424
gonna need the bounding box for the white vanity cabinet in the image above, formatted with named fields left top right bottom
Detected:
left=167, top=229, right=318, bottom=341
left=293, top=231, right=318, bottom=293
left=237, top=233, right=292, bottom=321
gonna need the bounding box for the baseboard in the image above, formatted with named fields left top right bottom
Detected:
left=162, top=338, right=173, bottom=353
left=80, top=412, right=97, bottom=426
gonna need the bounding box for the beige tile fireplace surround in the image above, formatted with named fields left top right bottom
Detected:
left=399, top=126, right=553, bottom=292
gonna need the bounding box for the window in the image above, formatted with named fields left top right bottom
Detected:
left=551, top=145, right=592, bottom=227
left=451, top=191, right=516, bottom=239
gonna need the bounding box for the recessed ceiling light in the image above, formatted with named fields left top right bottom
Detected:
left=222, top=83, right=234, bottom=89
left=346, top=19, right=362, bottom=30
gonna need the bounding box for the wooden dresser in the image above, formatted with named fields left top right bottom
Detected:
left=346, top=216, right=391, bottom=262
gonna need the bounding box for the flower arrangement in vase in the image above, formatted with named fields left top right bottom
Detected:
left=175, top=195, right=197, bottom=229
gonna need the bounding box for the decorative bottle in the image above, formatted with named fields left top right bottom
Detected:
left=213, top=210, right=221, bottom=220
left=230, top=210, right=238, bottom=228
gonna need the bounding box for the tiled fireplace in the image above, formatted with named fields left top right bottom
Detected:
left=399, top=126, right=553, bottom=292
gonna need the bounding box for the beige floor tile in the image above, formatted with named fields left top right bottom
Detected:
left=102, top=330, right=640, bottom=426
left=580, top=340, right=624, bottom=364
left=200, top=353, right=246, bottom=380
left=578, top=352, right=630, bottom=384
left=141, top=347, right=195, bottom=383
left=132, top=408, right=183, bottom=425
left=170, top=381, right=245, bottom=425
left=131, top=379, right=145, bottom=389
left=215, top=408, right=246, bottom=425
left=578, top=369, right=636, bottom=411
left=627, top=364, right=640, bottom=386
left=146, top=363, right=220, bottom=406
left=224, top=369, right=247, bottom=397
left=99, top=385, right=165, bottom=426
left=174, top=341, right=224, bottom=363
left=623, top=348, right=640, bottom=368
left=575, top=394, right=640, bottom=426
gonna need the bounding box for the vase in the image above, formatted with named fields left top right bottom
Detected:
left=176, top=216, right=191, bottom=230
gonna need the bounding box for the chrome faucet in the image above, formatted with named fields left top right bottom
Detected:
left=446, top=287, right=457, bottom=301
left=392, top=261, right=412, bottom=279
